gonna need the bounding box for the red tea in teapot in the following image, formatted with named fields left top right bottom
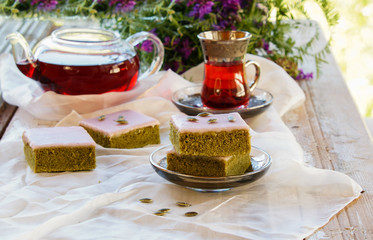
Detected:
left=17, top=51, right=140, bottom=95
left=8, top=28, right=164, bottom=95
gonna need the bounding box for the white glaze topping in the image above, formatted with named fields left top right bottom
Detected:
left=79, top=109, right=160, bottom=137
left=22, top=126, right=96, bottom=149
left=170, top=112, right=249, bottom=133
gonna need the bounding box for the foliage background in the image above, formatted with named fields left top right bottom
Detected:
left=0, top=0, right=339, bottom=80
left=330, top=0, right=373, bottom=118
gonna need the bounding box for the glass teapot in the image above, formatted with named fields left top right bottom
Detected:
left=7, top=28, right=164, bottom=95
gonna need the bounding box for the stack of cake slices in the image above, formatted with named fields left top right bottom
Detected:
left=167, top=112, right=252, bottom=177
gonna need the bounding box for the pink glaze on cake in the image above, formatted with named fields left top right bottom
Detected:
left=22, top=126, right=96, bottom=149
left=170, top=112, right=249, bottom=133
left=79, top=110, right=160, bottom=137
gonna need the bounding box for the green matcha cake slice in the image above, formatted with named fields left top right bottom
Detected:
left=166, top=149, right=251, bottom=177
left=22, top=126, right=96, bottom=173
left=169, top=112, right=250, bottom=157
left=79, top=109, right=160, bottom=149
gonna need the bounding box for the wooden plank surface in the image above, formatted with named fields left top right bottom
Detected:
left=283, top=52, right=373, bottom=239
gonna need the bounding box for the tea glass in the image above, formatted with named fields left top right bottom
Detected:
left=198, top=30, right=260, bottom=109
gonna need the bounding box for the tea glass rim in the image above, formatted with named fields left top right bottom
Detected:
left=197, top=30, right=252, bottom=42
left=52, top=27, right=121, bottom=46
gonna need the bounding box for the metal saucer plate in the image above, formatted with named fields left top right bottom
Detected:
left=171, top=84, right=273, bottom=118
left=149, top=144, right=272, bottom=192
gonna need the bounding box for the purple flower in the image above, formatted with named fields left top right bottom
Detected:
left=138, top=29, right=157, bottom=52
left=164, top=36, right=181, bottom=47
left=296, top=69, right=313, bottom=80
left=140, top=40, right=153, bottom=52
left=173, top=37, right=180, bottom=46
left=213, top=19, right=229, bottom=30
left=109, top=0, right=136, bottom=13
left=221, top=0, right=240, bottom=11
left=261, top=39, right=272, bottom=54
left=213, top=0, right=242, bottom=29
left=186, top=0, right=197, bottom=7
left=164, top=36, right=171, bottom=46
left=188, top=0, right=214, bottom=19
left=262, top=39, right=269, bottom=51
left=214, top=17, right=237, bottom=30
left=178, top=38, right=195, bottom=59
left=31, top=0, right=58, bottom=11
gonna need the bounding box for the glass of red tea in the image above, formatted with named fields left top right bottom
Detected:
left=7, top=28, right=164, bottom=95
left=197, top=31, right=260, bottom=109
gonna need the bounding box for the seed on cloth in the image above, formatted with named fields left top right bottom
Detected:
left=185, top=211, right=198, bottom=217
left=154, top=211, right=166, bottom=216
left=139, top=198, right=153, bottom=203
left=158, top=208, right=171, bottom=213
left=176, top=201, right=191, bottom=207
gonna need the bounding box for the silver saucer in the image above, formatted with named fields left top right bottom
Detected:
left=171, top=84, right=273, bottom=118
left=149, top=144, right=272, bottom=192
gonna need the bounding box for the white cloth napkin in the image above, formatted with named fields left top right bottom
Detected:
left=0, top=54, right=362, bottom=240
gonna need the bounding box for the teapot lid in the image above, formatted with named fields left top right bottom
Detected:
left=52, top=28, right=121, bottom=46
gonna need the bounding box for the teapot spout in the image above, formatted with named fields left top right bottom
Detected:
left=6, top=32, right=37, bottom=68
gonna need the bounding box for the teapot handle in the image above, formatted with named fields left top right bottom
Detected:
left=126, top=32, right=164, bottom=80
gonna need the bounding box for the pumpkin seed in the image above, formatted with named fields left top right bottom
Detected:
left=197, top=112, right=211, bottom=117
left=115, top=116, right=128, bottom=124
left=227, top=115, right=236, bottom=122
left=208, top=118, right=218, bottom=123
left=187, top=116, right=198, bottom=122
left=98, top=115, right=106, bottom=121
left=154, top=211, right=166, bottom=216
left=158, top=208, right=171, bottom=213
left=139, top=198, right=153, bottom=203
left=176, top=201, right=191, bottom=207
left=185, top=211, right=198, bottom=217
left=115, top=119, right=128, bottom=124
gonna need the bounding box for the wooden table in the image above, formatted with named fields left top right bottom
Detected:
left=0, top=19, right=372, bottom=239
left=284, top=53, right=373, bottom=238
